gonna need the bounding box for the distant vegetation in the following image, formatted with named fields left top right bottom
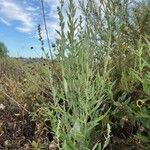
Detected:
left=0, top=41, right=8, bottom=57
left=0, top=0, right=150, bottom=149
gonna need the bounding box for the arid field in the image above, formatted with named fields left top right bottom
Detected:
left=0, top=0, right=150, bottom=149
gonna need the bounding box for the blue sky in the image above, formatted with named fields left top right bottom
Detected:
left=0, top=0, right=144, bottom=58
left=0, top=0, right=60, bottom=58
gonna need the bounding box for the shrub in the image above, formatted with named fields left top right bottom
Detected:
left=0, top=41, right=8, bottom=57
left=40, top=0, right=150, bottom=149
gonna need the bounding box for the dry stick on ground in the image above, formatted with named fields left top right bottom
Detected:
left=1, top=74, right=30, bottom=113
left=0, top=89, right=30, bottom=114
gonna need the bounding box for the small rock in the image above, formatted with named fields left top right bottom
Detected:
left=24, top=143, right=30, bottom=150
left=49, top=141, right=58, bottom=150
left=4, top=140, right=10, bottom=147
left=0, top=104, right=5, bottom=110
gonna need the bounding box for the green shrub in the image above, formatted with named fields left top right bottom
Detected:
left=39, top=0, right=150, bottom=149
left=0, top=41, right=8, bottom=57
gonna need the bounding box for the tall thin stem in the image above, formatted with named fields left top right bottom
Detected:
left=40, top=0, right=53, bottom=60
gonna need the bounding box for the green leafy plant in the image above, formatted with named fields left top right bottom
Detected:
left=38, top=0, right=150, bottom=149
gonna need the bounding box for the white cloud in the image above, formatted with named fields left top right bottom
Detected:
left=36, top=0, right=60, bottom=41
left=0, top=0, right=35, bottom=33
left=0, top=0, right=84, bottom=37
left=0, top=17, right=11, bottom=26
left=46, top=21, right=60, bottom=38
left=44, top=0, right=59, bottom=6
left=43, top=0, right=60, bottom=21
left=25, top=6, right=39, bottom=12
